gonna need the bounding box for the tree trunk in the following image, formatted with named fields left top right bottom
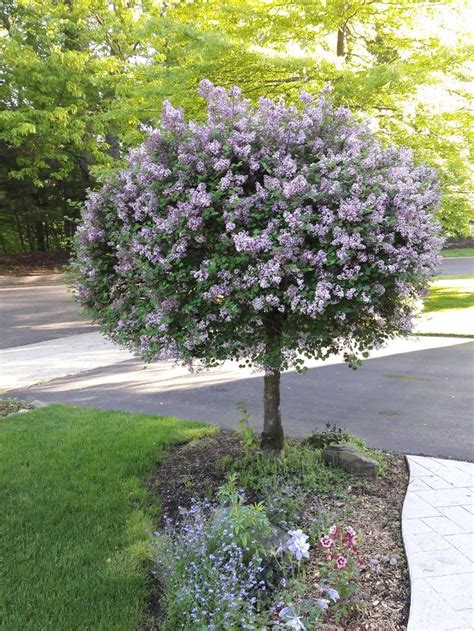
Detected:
left=337, top=28, right=345, bottom=57
left=105, top=133, right=121, bottom=160
left=35, top=220, right=46, bottom=251
left=261, top=368, right=284, bottom=456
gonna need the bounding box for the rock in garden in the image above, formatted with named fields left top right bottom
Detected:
left=323, top=444, right=378, bottom=477
left=30, top=400, right=48, bottom=408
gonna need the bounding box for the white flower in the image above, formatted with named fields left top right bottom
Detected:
left=285, top=615, right=306, bottom=630
left=279, top=607, right=306, bottom=630
left=322, top=586, right=340, bottom=603
left=287, top=529, right=310, bottom=561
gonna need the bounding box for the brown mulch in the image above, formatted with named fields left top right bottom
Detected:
left=0, top=251, right=69, bottom=275
left=346, top=455, right=410, bottom=630
left=147, top=431, right=244, bottom=524
left=147, top=433, right=409, bottom=630
left=309, top=454, right=410, bottom=630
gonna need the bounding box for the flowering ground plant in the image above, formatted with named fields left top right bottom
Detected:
left=271, top=581, right=341, bottom=629
left=153, top=497, right=271, bottom=629
left=152, top=469, right=325, bottom=629
left=317, top=523, right=362, bottom=605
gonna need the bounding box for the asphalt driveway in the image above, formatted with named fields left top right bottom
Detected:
left=441, top=257, right=474, bottom=277
left=8, top=337, right=474, bottom=461
left=0, top=275, right=97, bottom=348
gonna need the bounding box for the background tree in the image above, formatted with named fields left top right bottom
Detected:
left=1, top=0, right=471, bottom=251
left=0, top=0, right=181, bottom=249
left=165, top=0, right=473, bottom=237
left=74, top=82, right=442, bottom=454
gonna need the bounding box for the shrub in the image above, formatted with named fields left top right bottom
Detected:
left=303, top=422, right=351, bottom=450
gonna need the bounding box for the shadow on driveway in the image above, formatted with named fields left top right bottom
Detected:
left=8, top=340, right=474, bottom=461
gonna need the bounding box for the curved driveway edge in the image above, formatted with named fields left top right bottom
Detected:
left=403, top=455, right=474, bottom=630
left=0, top=332, right=132, bottom=391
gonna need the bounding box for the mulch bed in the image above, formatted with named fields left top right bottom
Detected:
left=148, top=431, right=244, bottom=523
left=147, top=432, right=409, bottom=630
left=314, top=454, right=410, bottom=630
left=0, top=251, right=69, bottom=275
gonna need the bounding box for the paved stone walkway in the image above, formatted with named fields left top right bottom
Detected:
left=403, top=455, right=474, bottom=630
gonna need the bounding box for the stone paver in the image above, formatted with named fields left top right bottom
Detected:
left=403, top=455, right=474, bottom=630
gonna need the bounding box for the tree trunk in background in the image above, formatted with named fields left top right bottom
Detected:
left=261, top=369, right=284, bottom=456
left=14, top=210, right=26, bottom=251
left=105, top=133, right=121, bottom=160
left=337, top=28, right=345, bottom=56
left=35, top=220, right=46, bottom=251
left=26, top=222, right=34, bottom=251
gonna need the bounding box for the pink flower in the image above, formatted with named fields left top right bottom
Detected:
left=345, top=526, right=356, bottom=538
left=320, top=535, right=333, bottom=548
left=335, top=556, right=348, bottom=570
left=328, top=524, right=339, bottom=539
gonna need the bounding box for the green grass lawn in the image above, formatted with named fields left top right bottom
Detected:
left=0, top=404, right=214, bottom=630
left=441, top=247, right=474, bottom=258
left=424, top=276, right=474, bottom=313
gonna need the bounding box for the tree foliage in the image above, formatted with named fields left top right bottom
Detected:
left=74, top=82, right=442, bottom=451
left=0, top=0, right=472, bottom=251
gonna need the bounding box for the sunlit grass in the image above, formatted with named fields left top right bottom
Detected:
left=441, top=248, right=474, bottom=258
left=424, top=276, right=474, bottom=313
left=0, top=405, right=214, bottom=630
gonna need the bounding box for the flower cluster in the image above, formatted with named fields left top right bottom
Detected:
left=74, top=80, right=443, bottom=371
left=319, top=524, right=358, bottom=569
left=317, top=523, right=362, bottom=603
left=153, top=499, right=269, bottom=629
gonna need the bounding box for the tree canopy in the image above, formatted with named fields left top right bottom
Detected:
left=1, top=0, right=472, bottom=251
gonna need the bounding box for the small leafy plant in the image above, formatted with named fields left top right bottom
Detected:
left=316, top=523, right=362, bottom=614
left=303, top=423, right=351, bottom=450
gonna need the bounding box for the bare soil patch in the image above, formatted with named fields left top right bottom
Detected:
left=0, top=251, right=69, bottom=276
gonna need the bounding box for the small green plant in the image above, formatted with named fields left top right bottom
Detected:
left=216, top=454, right=233, bottom=471
left=216, top=473, right=273, bottom=554
left=303, top=423, right=351, bottom=450
left=228, top=440, right=348, bottom=497
left=0, top=398, right=27, bottom=418
left=258, top=476, right=307, bottom=530
left=236, top=402, right=260, bottom=453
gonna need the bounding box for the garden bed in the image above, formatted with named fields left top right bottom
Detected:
left=148, top=430, right=409, bottom=630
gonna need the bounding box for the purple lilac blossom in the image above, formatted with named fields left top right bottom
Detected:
left=73, top=81, right=443, bottom=371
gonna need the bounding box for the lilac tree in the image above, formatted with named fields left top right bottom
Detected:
left=74, top=81, right=442, bottom=455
